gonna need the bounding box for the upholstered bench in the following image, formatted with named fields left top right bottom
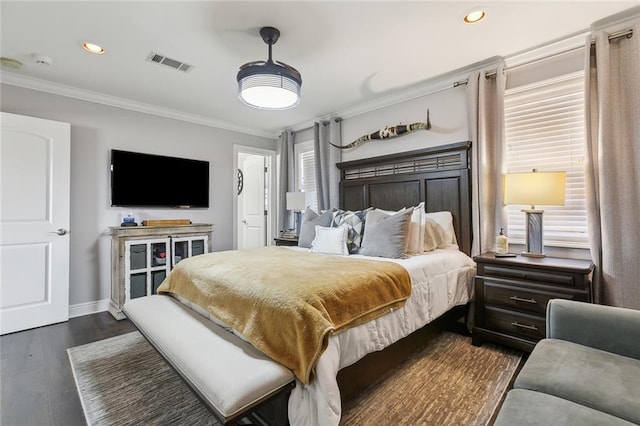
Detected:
left=123, top=295, right=295, bottom=426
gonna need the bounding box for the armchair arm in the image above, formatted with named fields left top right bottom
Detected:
left=546, top=299, right=640, bottom=360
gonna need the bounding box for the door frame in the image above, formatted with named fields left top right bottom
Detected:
left=232, top=145, right=276, bottom=249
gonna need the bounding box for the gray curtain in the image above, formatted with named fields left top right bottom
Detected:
left=584, top=15, right=640, bottom=308
left=466, top=60, right=507, bottom=257
left=314, top=118, right=342, bottom=211
left=277, top=129, right=295, bottom=232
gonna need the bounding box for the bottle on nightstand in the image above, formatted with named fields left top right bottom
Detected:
left=496, top=228, right=508, bottom=254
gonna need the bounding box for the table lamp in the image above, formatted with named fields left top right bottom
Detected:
left=286, top=191, right=314, bottom=236
left=504, top=170, right=566, bottom=257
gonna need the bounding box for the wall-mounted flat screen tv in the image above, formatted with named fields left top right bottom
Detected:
left=111, top=149, right=209, bottom=208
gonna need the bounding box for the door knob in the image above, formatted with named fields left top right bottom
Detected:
left=49, top=228, right=69, bottom=236
left=242, top=219, right=248, bottom=225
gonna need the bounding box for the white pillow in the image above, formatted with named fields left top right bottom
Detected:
left=310, top=225, right=349, bottom=255
left=376, top=202, right=424, bottom=255
left=423, top=211, right=458, bottom=251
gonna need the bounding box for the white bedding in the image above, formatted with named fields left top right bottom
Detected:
left=172, top=247, right=476, bottom=425
left=286, top=247, right=476, bottom=426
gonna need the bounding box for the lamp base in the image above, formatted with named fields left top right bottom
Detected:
left=522, top=209, right=546, bottom=258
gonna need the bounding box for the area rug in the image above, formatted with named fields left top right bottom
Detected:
left=340, top=331, right=523, bottom=425
left=68, top=331, right=522, bottom=426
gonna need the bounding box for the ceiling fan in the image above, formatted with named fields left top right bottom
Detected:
left=236, top=27, right=302, bottom=110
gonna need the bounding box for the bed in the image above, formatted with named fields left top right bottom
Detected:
left=132, top=141, right=475, bottom=425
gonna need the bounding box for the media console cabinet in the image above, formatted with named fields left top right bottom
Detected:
left=108, top=223, right=213, bottom=320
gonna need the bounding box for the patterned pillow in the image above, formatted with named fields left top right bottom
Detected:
left=331, top=209, right=369, bottom=254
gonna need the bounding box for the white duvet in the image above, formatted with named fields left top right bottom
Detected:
left=286, top=248, right=476, bottom=426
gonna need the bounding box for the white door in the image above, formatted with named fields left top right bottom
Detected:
left=0, top=112, right=71, bottom=335
left=238, top=153, right=266, bottom=249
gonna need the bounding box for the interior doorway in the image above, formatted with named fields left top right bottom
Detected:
left=233, top=146, right=276, bottom=250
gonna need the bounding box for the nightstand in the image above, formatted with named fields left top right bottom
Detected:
left=274, top=237, right=298, bottom=247
left=472, top=252, right=594, bottom=352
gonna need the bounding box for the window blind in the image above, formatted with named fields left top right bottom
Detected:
left=504, top=71, right=589, bottom=248
left=295, top=141, right=318, bottom=211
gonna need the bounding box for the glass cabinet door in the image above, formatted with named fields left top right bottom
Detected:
left=125, top=238, right=171, bottom=300
left=171, top=236, right=208, bottom=267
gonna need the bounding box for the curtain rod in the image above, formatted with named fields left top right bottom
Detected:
left=283, top=28, right=633, bottom=135
left=485, top=28, right=633, bottom=78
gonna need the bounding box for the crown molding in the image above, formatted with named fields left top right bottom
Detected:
left=288, top=56, right=504, bottom=135
left=0, top=72, right=274, bottom=139
left=505, top=29, right=590, bottom=69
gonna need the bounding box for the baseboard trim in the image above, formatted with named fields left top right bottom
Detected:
left=69, top=299, right=110, bottom=318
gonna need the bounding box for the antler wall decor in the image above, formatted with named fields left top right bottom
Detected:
left=329, top=109, right=432, bottom=150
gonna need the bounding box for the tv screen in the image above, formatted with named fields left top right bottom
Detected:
left=110, top=150, right=209, bottom=208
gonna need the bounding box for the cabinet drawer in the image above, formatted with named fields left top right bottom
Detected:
left=483, top=265, right=575, bottom=286
left=485, top=307, right=545, bottom=341
left=483, top=281, right=576, bottom=315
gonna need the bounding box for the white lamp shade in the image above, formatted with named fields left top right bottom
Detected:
left=286, top=191, right=314, bottom=211
left=504, top=171, right=566, bottom=207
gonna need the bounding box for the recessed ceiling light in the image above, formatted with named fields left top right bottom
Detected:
left=82, top=42, right=105, bottom=54
left=464, top=9, right=486, bottom=24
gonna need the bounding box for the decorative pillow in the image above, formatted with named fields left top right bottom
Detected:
left=331, top=208, right=370, bottom=254
left=359, top=209, right=413, bottom=258
left=298, top=208, right=334, bottom=248
left=375, top=203, right=424, bottom=255
left=423, top=211, right=458, bottom=251
left=408, top=202, right=425, bottom=254
left=310, top=225, right=349, bottom=255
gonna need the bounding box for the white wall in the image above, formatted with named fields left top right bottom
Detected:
left=1, top=84, right=276, bottom=308
left=340, top=83, right=469, bottom=162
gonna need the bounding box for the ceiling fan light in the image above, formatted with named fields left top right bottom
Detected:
left=238, top=73, right=300, bottom=109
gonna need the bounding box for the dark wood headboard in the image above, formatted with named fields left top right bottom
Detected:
left=336, top=141, right=472, bottom=256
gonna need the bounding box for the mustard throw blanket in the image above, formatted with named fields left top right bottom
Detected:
left=157, top=246, right=411, bottom=383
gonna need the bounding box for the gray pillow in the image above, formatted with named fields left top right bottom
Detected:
left=298, top=208, right=334, bottom=248
left=359, top=208, right=412, bottom=258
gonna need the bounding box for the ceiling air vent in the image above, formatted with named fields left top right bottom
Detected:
left=147, top=52, right=193, bottom=73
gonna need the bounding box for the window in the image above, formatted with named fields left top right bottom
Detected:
left=294, top=140, right=318, bottom=211
left=504, top=71, right=588, bottom=248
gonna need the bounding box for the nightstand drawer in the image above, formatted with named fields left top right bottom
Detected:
left=485, top=307, right=545, bottom=341
left=482, top=265, right=575, bottom=286
left=483, top=280, right=577, bottom=316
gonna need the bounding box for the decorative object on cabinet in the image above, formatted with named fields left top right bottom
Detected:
left=109, top=223, right=213, bottom=320
left=503, top=170, right=566, bottom=257
left=141, top=219, right=192, bottom=226
left=120, top=212, right=138, bottom=227
left=472, top=252, right=593, bottom=352
left=329, top=109, right=432, bottom=150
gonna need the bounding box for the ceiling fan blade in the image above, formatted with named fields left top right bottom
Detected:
left=239, top=60, right=266, bottom=69
left=275, top=60, right=300, bottom=73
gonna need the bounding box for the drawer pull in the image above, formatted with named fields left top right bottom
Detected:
left=511, top=321, right=538, bottom=331
left=509, top=295, right=538, bottom=304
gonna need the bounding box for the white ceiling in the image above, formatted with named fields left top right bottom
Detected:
left=1, top=1, right=637, bottom=137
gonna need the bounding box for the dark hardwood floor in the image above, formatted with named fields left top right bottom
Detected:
left=1, top=312, right=136, bottom=426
